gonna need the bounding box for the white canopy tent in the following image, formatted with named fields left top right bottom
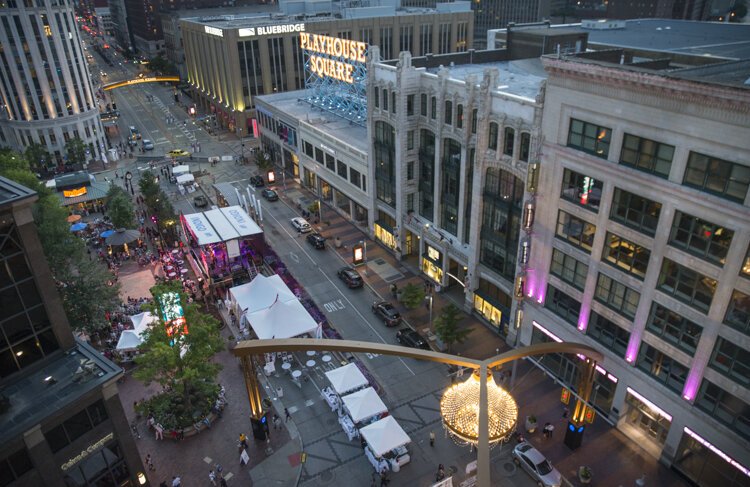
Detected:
left=116, top=312, right=157, bottom=351
left=176, top=173, right=195, bottom=185
left=359, top=416, right=411, bottom=457
left=245, top=299, right=318, bottom=340
left=229, top=274, right=296, bottom=315
left=183, top=212, right=222, bottom=245
left=172, top=165, right=190, bottom=176
left=325, top=363, right=369, bottom=395
left=130, top=312, right=156, bottom=334
left=341, top=387, right=387, bottom=424
left=220, top=206, right=263, bottom=236
left=203, top=208, right=240, bottom=241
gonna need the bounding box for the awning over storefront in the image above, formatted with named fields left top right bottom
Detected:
left=57, top=181, right=110, bottom=206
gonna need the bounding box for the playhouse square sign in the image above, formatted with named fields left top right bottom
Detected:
left=239, top=23, right=305, bottom=37
left=300, top=33, right=367, bottom=84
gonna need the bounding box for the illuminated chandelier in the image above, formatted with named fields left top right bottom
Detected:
left=440, top=370, right=518, bottom=447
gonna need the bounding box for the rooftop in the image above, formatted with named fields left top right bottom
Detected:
left=0, top=340, right=122, bottom=444
left=256, top=90, right=369, bottom=155
left=427, top=58, right=547, bottom=100
left=0, top=176, right=37, bottom=208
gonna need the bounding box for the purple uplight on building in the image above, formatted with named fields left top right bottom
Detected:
left=577, top=304, right=591, bottom=332
left=681, top=370, right=702, bottom=402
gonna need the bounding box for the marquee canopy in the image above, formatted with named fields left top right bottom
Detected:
left=182, top=206, right=263, bottom=246
left=341, top=387, right=387, bottom=423
left=245, top=299, right=318, bottom=340
left=230, top=274, right=296, bottom=315
left=172, top=165, right=190, bottom=176
left=130, top=312, right=157, bottom=334
left=359, top=416, right=411, bottom=457
left=325, top=363, right=368, bottom=395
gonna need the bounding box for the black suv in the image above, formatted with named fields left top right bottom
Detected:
left=371, top=301, right=401, bottom=327
left=396, top=329, right=430, bottom=350
left=306, top=233, right=326, bottom=249
left=261, top=188, right=278, bottom=201
left=250, top=175, right=265, bottom=187
left=337, top=267, right=363, bottom=289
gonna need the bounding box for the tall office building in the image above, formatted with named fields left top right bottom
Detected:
left=0, top=0, right=108, bottom=166
left=0, top=176, right=144, bottom=486
left=521, top=50, right=749, bottom=486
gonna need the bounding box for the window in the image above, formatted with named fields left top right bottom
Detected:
left=420, top=93, right=427, bottom=116
left=391, top=92, right=396, bottom=114
left=350, top=168, right=361, bottom=188
left=0, top=449, right=33, bottom=484
left=407, top=130, right=414, bottom=150
left=567, top=119, right=611, bottom=158
left=488, top=122, right=498, bottom=150
left=456, top=104, right=463, bottom=129
left=743, top=245, right=750, bottom=278
left=325, top=153, right=335, bottom=171
left=407, top=161, right=414, bottom=180
left=382, top=89, right=389, bottom=111
left=374, top=86, right=379, bottom=108
left=636, top=343, right=688, bottom=394
left=406, top=193, right=415, bottom=212
left=724, top=290, right=750, bottom=335
left=657, top=258, right=716, bottom=313
left=683, top=152, right=750, bottom=203
left=407, top=94, right=414, bottom=116
left=471, top=109, right=477, bottom=134
left=561, top=168, right=602, bottom=212
left=430, top=96, right=436, bottom=120
left=588, top=311, right=630, bottom=358
left=602, top=233, right=650, bottom=279
left=669, top=211, right=733, bottom=266
left=556, top=211, right=596, bottom=252
left=710, top=338, right=749, bottom=386
left=696, top=380, right=750, bottom=441
left=314, top=147, right=324, bottom=164
left=337, top=160, right=347, bottom=179
left=545, top=284, right=581, bottom=325
left=550, top=248, right=588, bottom=290
left=503, top=127, right=514, bottom=156
left=444, top=100, right=452, bottom=125
left=594, top=273, right=640, bottom=319
left=303, top=140, right=313, bottom=157
left=45, top=400, right=109, bottom=452
left=610, top=189, right=661, bottom=236
left=519, top=132, right=530, bottom=162
left=647, top=303, right=702, bottom=354
left=374, top=121, right=396, bottom=206
left=619, top=134, right=674, bottom=178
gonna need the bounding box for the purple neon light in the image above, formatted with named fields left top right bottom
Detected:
left=681, top=369, right=702, bottom=402
left=684, top=427, right=750, bottom=477
left=577, top=304, right=591, bottom=332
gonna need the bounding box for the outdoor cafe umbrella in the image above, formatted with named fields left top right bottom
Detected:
left=105, top=228, right=141, bottom=246
left=100, top=229, right=116, bottom=238
left=70, top=222, right=87, bottom=232
left=66, top=214, right=82, bottom=223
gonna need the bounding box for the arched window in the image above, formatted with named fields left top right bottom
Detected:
left=488, top=122, right=499, bottom=150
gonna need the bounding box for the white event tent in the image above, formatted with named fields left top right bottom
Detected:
left=245, top=299, right=318, bottom=339
left=116, top=312, right=157, bottom=351
left=230, top=274, right=296, bottom=315
left=176, top=173, right=195, bottom=185
left=182, top=205, right=262, bottom=246
left=172, top=165, right=190, bottom=176
left=325, top=363, right=369, bottom=395
left=341, top=387, right=387, bottom=424
left=359, top=416, right=411, bottom=457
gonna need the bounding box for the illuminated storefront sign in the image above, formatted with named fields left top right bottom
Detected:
left=61, top=432, right=114, bottom=471
left=300, top=33, right=368, bottom=124
left=158, top=292, right=188, bottom=338
left=239, top=23, right=305, bottom=37
left=63, top=187, right=87, bottom=198
left=352, top=243, right=364, bottom=265
left=204, top=26, right=224, bottom=37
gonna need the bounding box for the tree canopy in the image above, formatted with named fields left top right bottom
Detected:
left=134, top=282, right=224, bottom=411
left=106, top=184, right=135, bottom=229
left=65, top=137, right=88, bottom=165
left=434, top=303, right=472, bottom=353
left=399, top=282, right=426, bottom=309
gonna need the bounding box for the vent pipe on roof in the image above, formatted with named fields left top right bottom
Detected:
left=620, top=53, right=625, bottom=64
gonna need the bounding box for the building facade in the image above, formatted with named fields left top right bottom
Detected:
left=0, top=177, right=144, bottom=486
left=518, top=53, right=750, bottom=486
left=0, top=0, right=108, bottom=166
left=182, top=4, right=474, bottom=134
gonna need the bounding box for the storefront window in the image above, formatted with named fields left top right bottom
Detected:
left=375, top=211, right=397, bottom=249
left=625, top=390, right=671, bottom=447
left=675, top=428, right=750, bottom=487
left=422, top=245, right=443, bottom=283
left=334, top=190, right=351, bottom=216
left=473, top=294, right=502, bottom=327
left=320, top=179, right=333, bottom=202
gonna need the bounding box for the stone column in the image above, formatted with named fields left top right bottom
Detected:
left=23, top=426, right=65, bottom=487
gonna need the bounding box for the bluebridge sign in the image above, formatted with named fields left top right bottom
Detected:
left=300, top=32, right=368, bottom=125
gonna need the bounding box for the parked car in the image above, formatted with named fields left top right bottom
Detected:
left=261, top=188, right=278, bottom=201
left=290, top=217, right=312, bottom=233
left=337, top=267, right=363, bottom=288
left=396, top=328, right=430, bottom=350
left=371, top=301, right=401, bottom=326
left=168, top=149, right=190, bottom=158
left=512, top=442, right=562, bottom=487
left=193, top=195, right=208, bottom=208
left=306, top=233, right=326, bottom=249
left=142, top=139, right=154, bottom=150
left=250, top=175, right=265, bottom=187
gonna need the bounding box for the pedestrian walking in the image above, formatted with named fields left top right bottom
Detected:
left=239, top=432, right=248, bottom=450
left=429, top=431, right=435, bottom=447
left=543, top=422, right=554, bottom=439
left=219, top=478, right=228, bottom=487
left=208, top=470, right=216, bottom=486
left=436, top=464, right=446, bottom=481
left=145, top=454, right=154, bottom=471
left=171, top=476, right=181, bottom=487
left=390, top=283, right=398, bottom=298
left=285, top=407, right=291, bottom=421
left=214, top=463, right=223, bottom=476
left=379, top=470, right=390, bottom=486
left=273, top=413, right=280, bottom=430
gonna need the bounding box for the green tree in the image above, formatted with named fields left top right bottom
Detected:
left=58, top=255, right=121, bottom=337
left=399, top=282, right=426, bottom=309
left=24, top=142, right=52, bottom=174
left=134, top=283, right=224, bottom=412
left=255, top=151, right=272, bottom=170
left=138, top=170, right=160, bottom=199
left=106, top=185, right=135, bottom=229
left=146, top=56, right=177, bottom=75
left=433, top=303, right=472, bottom=353
left=65, top=137, right=88, bottom=165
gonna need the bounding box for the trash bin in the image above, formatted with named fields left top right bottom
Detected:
left=276, top=387, right=283, bottom=398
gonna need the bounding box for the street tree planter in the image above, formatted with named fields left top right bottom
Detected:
left=525, top=415, right=537, bottom=433
left=578, top=466, right=592, bottom=484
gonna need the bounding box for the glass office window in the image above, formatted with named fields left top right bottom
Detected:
left=619, top=133, right=674, bottom=178
left=568, top=118, right=611, bottom=158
